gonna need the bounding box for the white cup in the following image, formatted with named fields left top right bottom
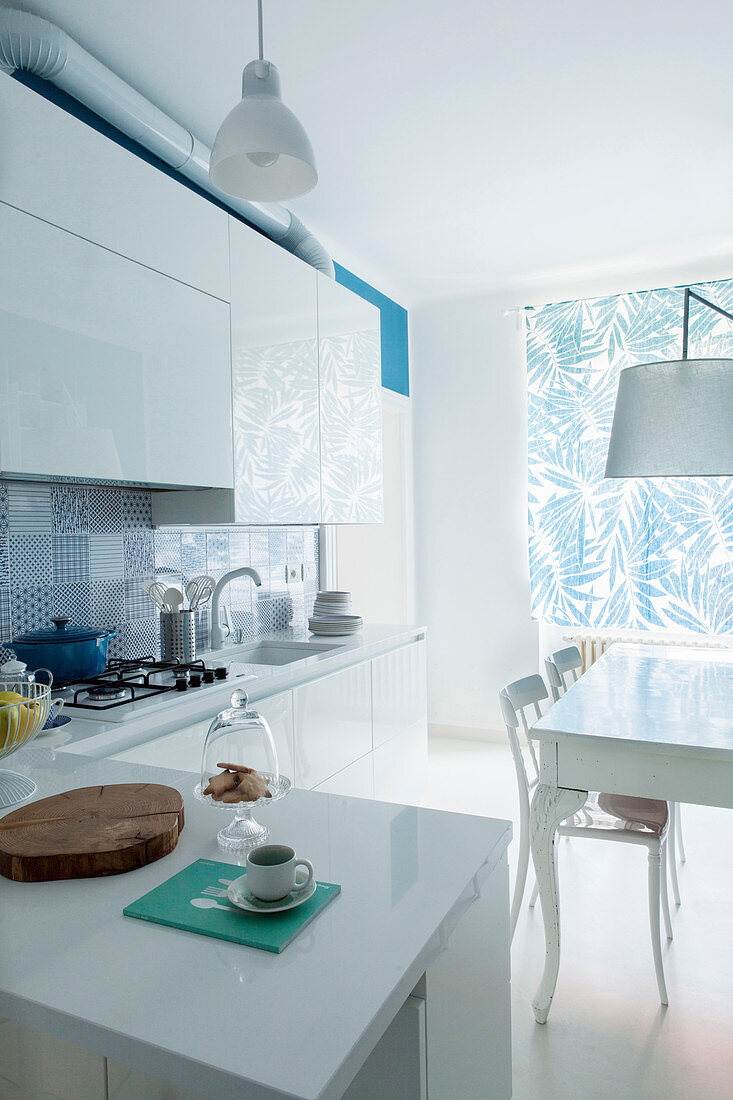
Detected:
left=246, top=844, right=314, bottom=901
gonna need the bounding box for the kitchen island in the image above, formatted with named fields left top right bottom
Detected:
left=0, top=750, right=512, bottom=1099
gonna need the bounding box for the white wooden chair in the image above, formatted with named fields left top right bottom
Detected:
left=546, top=645, right=686, bottom=907
left=500, top=672, right=674, bottom=1003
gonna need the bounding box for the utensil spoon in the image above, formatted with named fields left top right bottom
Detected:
left=163, top=586, right=184, bottom=613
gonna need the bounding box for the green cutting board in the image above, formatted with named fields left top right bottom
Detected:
left=124, top=858, right=341, bottom=953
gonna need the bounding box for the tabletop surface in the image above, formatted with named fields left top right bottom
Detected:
left=533, top=643, right=733, bottom=759
left=0, top=750, right=510, bottom=1100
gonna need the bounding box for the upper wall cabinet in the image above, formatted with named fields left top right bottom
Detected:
left=0, top=75, right=229, bottom=299
left=230, top=219, right=321, bottom=524
left=0, top=202, right=233, bottom=489
left=317, top=276, right=383, bottom=523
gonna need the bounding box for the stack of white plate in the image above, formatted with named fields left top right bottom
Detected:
left=309, top=591, right=363, bottom=636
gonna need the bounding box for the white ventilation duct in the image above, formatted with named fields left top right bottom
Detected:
left=0, top=7, right=334, bottom=277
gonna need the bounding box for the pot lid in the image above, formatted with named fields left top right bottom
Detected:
left=9, top=617, right=115, bottom=645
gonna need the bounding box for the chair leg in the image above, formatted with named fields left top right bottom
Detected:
left=529, top=875, right=539, bottom=908
left=660, top=840, right=673, bottom=941
left=510, top=790, right=531, bottom=942
left=648, top=848, right=669, bottom=1005
left=675, top=803, right=687, bottom=863
left=668, top=808, right=682, bottom=906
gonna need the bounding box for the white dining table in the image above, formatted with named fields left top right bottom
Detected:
left=528, top=642, right=733, bottom=1024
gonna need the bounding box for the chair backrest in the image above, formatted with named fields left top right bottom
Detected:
left=498, top=674, right=548, bottom=796
left=545, top=645, right=583, bottom=701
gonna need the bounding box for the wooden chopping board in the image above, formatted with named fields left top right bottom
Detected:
left=0, top=783, right=184, bottom=882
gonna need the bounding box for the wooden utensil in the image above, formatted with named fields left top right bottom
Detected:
left=0, top=783, right=184, bottom=882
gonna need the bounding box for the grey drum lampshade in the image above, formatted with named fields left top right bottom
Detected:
left=605, top=358, right=733, bottom=477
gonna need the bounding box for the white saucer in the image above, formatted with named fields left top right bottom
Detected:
left=227, top=869, right=317, bottom=913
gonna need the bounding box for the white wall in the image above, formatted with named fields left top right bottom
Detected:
left=411, top=290, right=536, bottom=735
left=411, top=254, right=733, bottom=736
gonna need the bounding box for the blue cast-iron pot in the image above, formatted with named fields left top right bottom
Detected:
left=4, top=617, right=115, bottom=685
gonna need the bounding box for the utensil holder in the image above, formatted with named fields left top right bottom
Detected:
left=160, top=611, right=196, bottom=662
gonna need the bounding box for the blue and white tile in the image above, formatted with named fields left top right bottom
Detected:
left=88, top=487, right=124, bottom=533
left=231, top=607, right=257, bottom=642
left=249, top=530, right=269, bottom=574
left=271, top=593, right=294, bottom=630
left=0, top=485, right=8, bottom=536
left=181, top=531, right=207, bottom=577
left=228, top=529, right=250, bottom=567
left=51, top=485, right=88, bottom=534
left=255, top=597, right=273, bottom=633
left=125, top=579, right=157, bottom=620
left=11, top=585, right=52, bottom=634
left=52, top=582, right=92, bottom=625
left=9, top=534, right=52, bottom=587
left=0, top=536, right=8, bottom=587
left=52, top=534, right=90, bottom=584
left=154, top=530, right=181, bottom=575
left=89, top=534, right=124, bottom=580
left=108, top=623, right=127, bottom=660
left=0, top=587, right=10, bottom=643
left=206, top=531, right=229, bottom=573
left=91, top=579, right=125, bottom=625
left=194, top=607, right=211, bottom=651
left=123, top=531, right=154, bottom=579
left=125, top=617, right=159, bottom=660
left=7, top=482, right=51, bottom=534
left=121, top=490, right=152, bottom=531
left=269, top=529, right=287, bottom=573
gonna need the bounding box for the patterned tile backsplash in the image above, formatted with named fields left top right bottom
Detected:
left=0, top=481, right=319, bottom=663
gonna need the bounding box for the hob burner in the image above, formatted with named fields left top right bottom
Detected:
left=86, top=683, right=129, bottom=702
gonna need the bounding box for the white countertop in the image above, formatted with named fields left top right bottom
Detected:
left=0, top=750, right=509, bottom=1100
left=47, top=623, right=425, bottom=760
left=533, top=643, right=733, bottom=760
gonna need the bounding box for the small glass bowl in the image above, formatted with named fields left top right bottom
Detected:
left=193, top=689, right=291, bottom=851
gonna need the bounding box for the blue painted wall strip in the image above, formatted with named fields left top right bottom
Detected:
left=11, top=70, right=410, bottom=397
left=334, top=264, right=410, bottom=397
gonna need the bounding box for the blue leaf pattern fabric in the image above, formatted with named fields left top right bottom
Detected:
left=526, top=280, right=733, bottom=634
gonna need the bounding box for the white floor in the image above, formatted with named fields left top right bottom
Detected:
left=424, top=735, right=733, bottom=1100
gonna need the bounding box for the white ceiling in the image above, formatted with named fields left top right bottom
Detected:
left=5, top=0, right=733, bottom=303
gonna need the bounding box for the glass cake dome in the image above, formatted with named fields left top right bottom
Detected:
left=194, top=689, right=291, bottom=851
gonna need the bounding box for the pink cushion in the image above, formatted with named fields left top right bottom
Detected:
left=597, top=793, right=668, bottom=835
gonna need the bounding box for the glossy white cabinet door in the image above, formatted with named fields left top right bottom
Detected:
left=110, top=691, right=295, bottom=780
left=0, top=75, right=229, bottom=299
left=293, top=662, right=372, bottom=789
left=0, top=1016, right=106, bottom=1100
left=313, top=752, right=375, bottom=799
left=373, top=726, right=428, bottom=807
left=317, top=275, right=383, bottom=523
left=372, top=639, right=428, bottom=750
left=229, top=219, right=321, bottom=523
left=0, top=202, right=232, bottom=489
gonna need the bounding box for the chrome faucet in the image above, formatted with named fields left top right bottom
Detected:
left=210, top=567, right=262, bottom=650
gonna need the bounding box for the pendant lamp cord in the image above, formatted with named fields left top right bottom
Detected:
left=257, top=0, right=264, bottom=60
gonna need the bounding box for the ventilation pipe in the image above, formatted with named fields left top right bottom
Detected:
left=0, top=7, right=334, bottom=276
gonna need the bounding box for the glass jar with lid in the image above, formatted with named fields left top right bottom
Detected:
left=194, top=689, right=291, bottom=851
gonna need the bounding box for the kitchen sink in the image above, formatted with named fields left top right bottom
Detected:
left=220, top=641, right=342, bottom=666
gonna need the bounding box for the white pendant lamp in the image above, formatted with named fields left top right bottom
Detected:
left=605, top=289, right=733, bottom=477
left=209, top=0, right=317, bottom=201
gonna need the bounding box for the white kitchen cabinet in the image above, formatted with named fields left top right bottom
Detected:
left=110, top=690, right=295, bottom=780
left=293, top=662, right=372, bottom=789
left=373, top=726, right=428, bottom=807
left=313, top=752, right=375, bottom=800
left=0, top=201, right=233, bottom=489
left=372, top=639, right=428, bottom=750
left=229, top=218, right=321, bottom=523
left=317, top=274, right=383, bottom=523
left=0, top=74, right=229, bottom=299
left=0, top=1016, right=106, bottom=1100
